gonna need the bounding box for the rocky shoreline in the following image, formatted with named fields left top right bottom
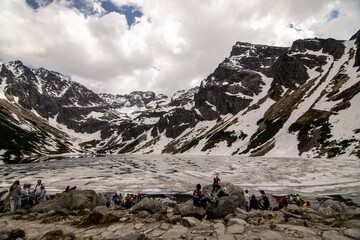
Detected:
left=0, top=183, right=360, bottom=240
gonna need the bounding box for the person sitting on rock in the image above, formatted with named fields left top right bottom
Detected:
left=193, top=184, right=217, bottom=208
left=212, top=176, right=221, bottom=193
left=64, top=186, right=70, bottom=193
left=250, top=195, right=259, bottom=210
left=215, top=187, right=229, bottom=200
left=258, top=190, right=270, bottom=211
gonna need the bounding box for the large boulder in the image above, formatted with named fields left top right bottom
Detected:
left=130, top=197, right=167, bottom=215
left=32, top=190, right=103, bottom=213
left=203, top=182, right=245, bottom=209
left=173, top=201, right=207, bottom=220
left=205, top=195, right=241, bottom=218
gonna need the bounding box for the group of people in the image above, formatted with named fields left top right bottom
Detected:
left=193, top=176, right=230, bottom=208
left=106, top=192, right=142, bottom=209
left=194, top=175, right=310, bottom=212
left=8, top=179, right=46, bottom=212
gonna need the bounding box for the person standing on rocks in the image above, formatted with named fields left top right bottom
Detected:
left=258, top=190, right=270, bottom=210
left=9, top=180, right=22, bottom=212
left=37, top=186, right=47, bottom=203
left=244, top=190, right=250, bottom=212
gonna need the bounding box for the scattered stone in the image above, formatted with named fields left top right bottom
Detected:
left=181, top=216, right=201, bottom=227
left=174, top=202, right=207, bottom=219
left=344, top=228, right=360, bottom=239
left=213, top=222, right=226, bottom=234
left=322, top=230, right=353, bottom=240
left=227, top=224, right=244, bottom=234
left=130, top=197, right=167, bottom=215
left=162, top=224, right=188, bottom=239
left=228, top=218, right=246, bottom=226
left=123, top=232, right=148, bottom=240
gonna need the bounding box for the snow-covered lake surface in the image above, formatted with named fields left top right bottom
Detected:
left=1, top=155, right=359, bottom=202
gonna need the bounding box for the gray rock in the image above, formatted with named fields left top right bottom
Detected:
left=213, top=222, right=226, bottom=235
left=130, top=197, right=167, bottom=215
left=322, top=230, right=353, bottom=240
left=286, top=204, right=303, bottom=215
left=206, top=195, right=241, bottom=218
left=227, top=224, right=244, bottom=234
left=344, top=228, right=360, bottom=240
left=203, top=182, right=245, bottom=209
left=180, top=217, right=201, bottom=227
left=344, top=220, right=360, bottom=228
left=32, top=190, right=103, bottom=213
left=275, top=224, right=318, bottom=238
left=162, top=224, right=188, bottom=239
left=123, top=232, right=147, bottom=240
left=173, top=202, right=207, bottom=219
left=228, top=218, right=246, bottom=226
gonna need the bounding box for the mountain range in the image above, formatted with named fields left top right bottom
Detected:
left=1, top=29, right=359, bottom=162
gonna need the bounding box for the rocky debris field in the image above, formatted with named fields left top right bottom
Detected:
left=0, top=186, right=360, bottom=240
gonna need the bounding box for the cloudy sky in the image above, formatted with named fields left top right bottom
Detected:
left=0, top=0, right=359, bottom=96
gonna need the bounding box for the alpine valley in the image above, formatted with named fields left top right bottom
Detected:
left=1, top=29, right=360, bottom=162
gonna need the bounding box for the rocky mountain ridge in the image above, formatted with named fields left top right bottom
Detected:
left=0, top=29, right=359, bottom=161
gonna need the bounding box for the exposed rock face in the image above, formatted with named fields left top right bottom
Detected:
left=1, top=29, right=360, bottom=159
left=32, top=190, right=103, bottom=213
left=130, top=197, right=167, bottom=215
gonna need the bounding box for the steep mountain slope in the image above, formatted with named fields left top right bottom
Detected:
left=1, top=30, right=359, bottom=161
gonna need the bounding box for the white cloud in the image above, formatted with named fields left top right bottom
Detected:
left=0, top=0, right=359, bottom=96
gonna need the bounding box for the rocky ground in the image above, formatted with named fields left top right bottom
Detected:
left=0, top=185, right=360, bottom=240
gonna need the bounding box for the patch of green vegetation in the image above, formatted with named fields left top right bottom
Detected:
left=202, top=130, right=237, bottom=151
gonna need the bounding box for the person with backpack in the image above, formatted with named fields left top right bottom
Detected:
left=193, top=184, right=217, bottom=208
left=215, top=187, right=229, bottom=200
left=250, top=195, right=259, bottom=210
left=258, top=190, right=270, bottom=210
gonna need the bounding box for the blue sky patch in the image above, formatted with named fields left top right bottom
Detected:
left=101, top=1, right=143, bottom=26
left=328, top=9, right=340, bottom=22
left=25, top=0, right=143, bottom=27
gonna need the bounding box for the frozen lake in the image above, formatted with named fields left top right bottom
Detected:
left=1, top=155, right=360, bottom=202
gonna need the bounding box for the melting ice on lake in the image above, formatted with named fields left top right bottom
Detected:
left=1, top=155, right=359, bottom=202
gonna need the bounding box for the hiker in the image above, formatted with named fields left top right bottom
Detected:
left=296, top=194, right=303, bottom=206
left=9, top=180, right=22, bottom=212
left=37, top=186, right=47, bottom=203
left=250, top=195, right=259, bottom=210
left=113, top=193, right=119, bottom=205
left=258, top=190, right=270, bottom=210
left=106, top=195, right=111, bottom=208
left=280, top=196, right=288, bottom=208
left=69, top=186, right=77, bottom=192
left=125, top=194, right=132, bottom=209
left=64, top=186, right=70, bottom=193
left=212, top=176, right=221, bottom=193
left=21, top=184, right=35, bottom=207
left=34, top=180, right=43, bottom=196
left=244, top=190, right=250, bottom=212
left=273, top=197, right=287, bottom=211
left=193, top=184, right=217, bottom=208
left=303, top=201, right=311, bottom=207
